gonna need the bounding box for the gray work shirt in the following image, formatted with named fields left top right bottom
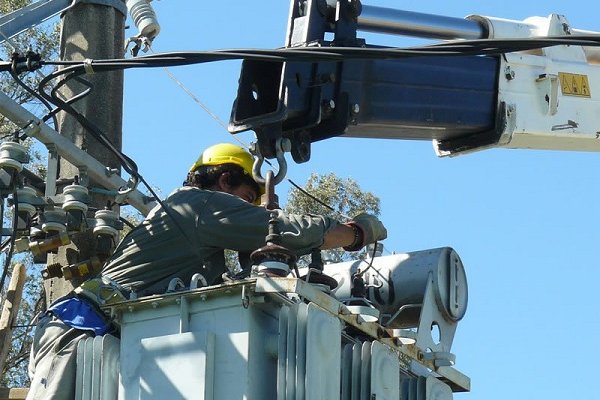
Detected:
left=102, top=186, right=338, bottom=296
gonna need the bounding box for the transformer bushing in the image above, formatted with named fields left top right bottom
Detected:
left=251, top=212, right=297, bottom=277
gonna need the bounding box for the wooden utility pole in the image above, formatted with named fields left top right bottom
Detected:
left=45, top=0, right=126, bottom=306
left=0, top=263, right=26, bottom=374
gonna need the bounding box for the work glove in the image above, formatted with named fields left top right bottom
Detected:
left=343, top=213, right=387, bottom=251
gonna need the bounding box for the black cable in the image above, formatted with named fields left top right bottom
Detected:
left=3, top=35, right=599, bottom=81
left=9, top=69, right=59, bottom=131
left=36, top=68, right=202, bottom=254
left=287, top=178, right=338, bottom=215
left=34, top=35, right=600, bottom=74
left=119, top=216, right=136, bottom=230
left=37, top=69, right=141, bottom=190
left=50, top=74, right=93, bottom=107
left=46, top=77, right=137, bottom=176
left=356, top=241, right=379, bottom=277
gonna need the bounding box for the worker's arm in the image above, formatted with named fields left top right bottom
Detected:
left=322, top=214, right=388, bottom=251
left=196, top=190, right=387, bottom=254
left=321, top=224, right=358, bottom=249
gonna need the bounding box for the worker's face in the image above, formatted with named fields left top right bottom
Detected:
left=227, top=182, right=258, bottom=204
left=216, top=173, right=259, bottom=204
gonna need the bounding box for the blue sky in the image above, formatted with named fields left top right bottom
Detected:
left=117, top=1, right=600, bottom=399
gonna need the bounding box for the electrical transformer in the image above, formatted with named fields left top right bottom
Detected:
left=76, top=247, right=470, bottom=400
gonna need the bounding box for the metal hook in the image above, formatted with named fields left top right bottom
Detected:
left=264, top=170, right=279, bottom=210
left=251, top=138, right=290, bottom=186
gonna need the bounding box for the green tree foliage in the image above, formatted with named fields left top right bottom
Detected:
left=0, top=0, right=60, bottom=137
left=285, top=172, right=381, bottom=264
left=0, top=0, right=60, bottom=386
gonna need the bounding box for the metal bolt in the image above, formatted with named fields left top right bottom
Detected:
left=351, top=103, right=360, bottom=114
left=322, top=99, right=336, bottom=114
left=278, top=137, right=292, bottom=153
left=504, top=66, right=515, bottom=80
left=104, top=167, right=119, bottom=176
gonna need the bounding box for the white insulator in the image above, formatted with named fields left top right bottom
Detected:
left=94, top=209, right=118, bottom=221
left=0, top=157, right=23, bottom=172
left=16, top=186, right=39, bottom=207
left=0, top=141, right=28, bottom=173
left=94, top=209, right=120, bottom=238
left=126, top=0, right=161, bottom=40
left=256, top=261, right=290, bottom=276
left=93, top=225, right=119, bottom=238
left=42, top=221, right=67, bottom=233
left=63, top=184, right=88, bottom=197
left=16, top=203, right=36, bottom=216
left=41, top=209, right=68, bottom=233
left=62, top=184, right=89, bottom=212
left=62, top=200, right=88, bottom=212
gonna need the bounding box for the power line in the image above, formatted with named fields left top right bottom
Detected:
left=147, top=47, right=251, bottom=150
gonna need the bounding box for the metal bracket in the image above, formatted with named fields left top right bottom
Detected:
left=536, top=73, right=559, bottom=116
left=45, top=144, right=59, bottom=198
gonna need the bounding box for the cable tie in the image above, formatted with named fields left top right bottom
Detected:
left=83, top=58, right=95, bottom=74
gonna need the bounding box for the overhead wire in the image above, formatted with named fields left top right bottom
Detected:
left=33, top=35, right=600, bottom=76
left=147, top=47, right=231, bottom=134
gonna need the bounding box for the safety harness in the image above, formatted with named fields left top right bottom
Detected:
left=48, top=276, right=129, bottom=335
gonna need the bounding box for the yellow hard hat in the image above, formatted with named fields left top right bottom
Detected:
left=189, top=143, right=255, bottom=175
left=189, top=143, right=264, bottom=202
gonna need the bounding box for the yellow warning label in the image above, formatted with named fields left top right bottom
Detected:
left=559, top=72, right=591, bottom=97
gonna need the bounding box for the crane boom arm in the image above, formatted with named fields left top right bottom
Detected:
left=229, top=0, right=600, bottom=162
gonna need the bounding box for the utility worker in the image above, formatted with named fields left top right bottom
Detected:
left=26, top=143, right=387, bottom=400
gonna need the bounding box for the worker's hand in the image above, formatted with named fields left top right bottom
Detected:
left=344, top=213, right=387, bottom=251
